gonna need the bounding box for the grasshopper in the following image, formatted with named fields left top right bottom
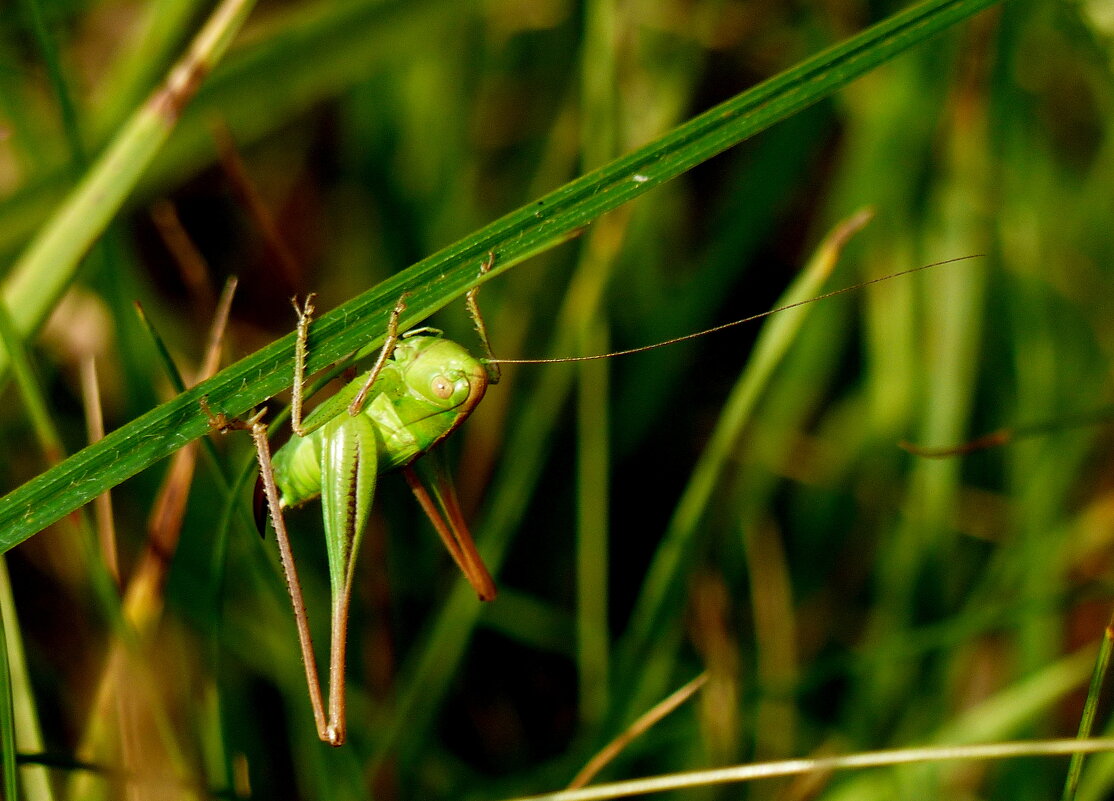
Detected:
left=233, top=254, right=500, bottom=746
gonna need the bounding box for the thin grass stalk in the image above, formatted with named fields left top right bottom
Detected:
left=81, top=361, right=119, bottom=585
left=1061, top=615, right=1114, bottom=801
left=503, top=739, right=1114, bottom=801
left=575, top=0, right=622, bottom=733
left=568, top=672, right=708, bottom=789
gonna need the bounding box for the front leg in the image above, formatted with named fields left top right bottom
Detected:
left=347, top=292, right=409, bottom=416
left=289, top=291, right=408, bottom=431
left=290, top=294, right=317, bottom=437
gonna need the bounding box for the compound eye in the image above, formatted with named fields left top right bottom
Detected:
left=431, top=375, right=454, bottom=399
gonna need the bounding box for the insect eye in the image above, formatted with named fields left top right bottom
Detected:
left=431, top=375, right=454, bottom=399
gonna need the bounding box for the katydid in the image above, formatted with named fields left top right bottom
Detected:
left=233, top=250, right=974, bottom=746
left=235, top=254, right=500, bottom=746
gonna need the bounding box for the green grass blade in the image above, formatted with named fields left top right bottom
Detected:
left=0, top=292, right=63, bottom=466
left=90, top=0, right=211, bottom=141
left=0, top=0, right=1001, bottom=553
left=1062, top=615, right=1114, bottom=801
left=0, top=0, right=256, bottom=379
left=19, top=0, right=86, bottom=169
left=0, top=0, right=453, bottom=263
left=0, top=566, right=15, bottom=801
left=0, top=559, right=51, bottom=801
left=617, top=210, right=875, bottom=686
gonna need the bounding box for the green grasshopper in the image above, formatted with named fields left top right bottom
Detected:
left=233, top=249, right=973, bottom=746
left=235, top=254, right=501, bottom=746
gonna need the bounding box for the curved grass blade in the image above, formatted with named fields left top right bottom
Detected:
left=0, top=0, right=1001, bottom=553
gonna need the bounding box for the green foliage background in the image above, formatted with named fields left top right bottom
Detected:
left=2, top=0, right=1114, bottom=799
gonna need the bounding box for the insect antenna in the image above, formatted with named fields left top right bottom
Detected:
left=483, top=255, right=982, bottom=366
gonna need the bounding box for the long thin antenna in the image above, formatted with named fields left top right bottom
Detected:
left=485, top=255, right=982, bottom=366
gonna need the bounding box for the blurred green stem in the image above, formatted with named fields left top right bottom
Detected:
left=0, top=0, right=256, bottom=381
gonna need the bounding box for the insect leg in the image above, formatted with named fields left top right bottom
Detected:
left=245, top=412, right=338, bottom=744
left=347, top=292, right=409, bottom=416
left=467, top=251, right=500, bottom=385
left=403, top=453, right=496, bottom=601
left=290, top=293, right=316, bottom=437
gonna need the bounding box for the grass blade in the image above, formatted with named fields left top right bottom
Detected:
left=0, top=0, right=1001, bottom=556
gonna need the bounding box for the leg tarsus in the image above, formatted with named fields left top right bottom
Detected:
left=200, top=396, right=265, bottom=434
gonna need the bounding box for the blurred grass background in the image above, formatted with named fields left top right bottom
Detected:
left=3, top=0, right=1114, bottom=799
